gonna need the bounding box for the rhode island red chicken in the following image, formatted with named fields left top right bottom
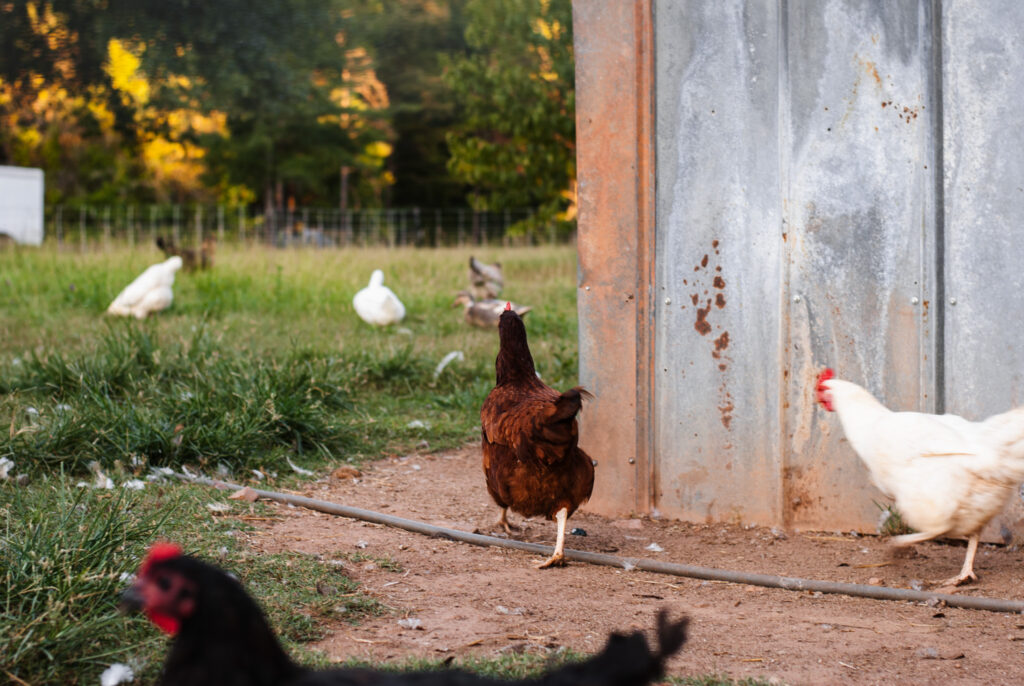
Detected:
left=122, top=543, right=688, bottom=686
left=480, top=304, right=595, bottom=568
left=816, top=368, right=1024, bottom=586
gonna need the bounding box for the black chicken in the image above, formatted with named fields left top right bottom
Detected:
left=122, top=543, right=688, bottom=686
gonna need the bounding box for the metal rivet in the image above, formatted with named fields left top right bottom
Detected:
left=910, top=296, right=919, bottom=305
left=584, top=286, right=590, bottom=291
left=628, top=457, right=636, bottom=464
left=949, top=297, right=957, bottom=305
left=664, top=297, right=671, bottom=305
left=792, top=295, right=802, bottom=303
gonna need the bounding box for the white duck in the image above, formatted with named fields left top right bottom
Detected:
left=353, top=269, right=405, bottom=326
left=107, top=256, right=183, bottom=319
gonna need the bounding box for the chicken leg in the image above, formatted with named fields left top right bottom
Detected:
left=940, top=533, right=980, bottom=587
left=891, top=530, right=980, bottom=587
left=536, top=507, right=568, bottom=569
left=495, top=507, right=519, bottom=535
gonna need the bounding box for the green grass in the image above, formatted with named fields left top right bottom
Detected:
left=1, top=244, right=579, bottom=467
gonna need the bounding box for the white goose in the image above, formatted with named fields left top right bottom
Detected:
left=353, top=269, right=405, bottom=326
left=107, top=256, right=183, bottom=319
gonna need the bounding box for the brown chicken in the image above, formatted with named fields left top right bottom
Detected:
left=156, top=236, right=215, bottom=271
left=480, top=304, right=595, bottom=568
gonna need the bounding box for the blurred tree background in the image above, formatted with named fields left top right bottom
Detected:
left=0, top=0, right=575, bottom=234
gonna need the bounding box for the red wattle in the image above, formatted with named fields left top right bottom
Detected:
left=147, top=608, right=180, bottom=635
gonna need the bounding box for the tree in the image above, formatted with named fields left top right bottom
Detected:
left=0, top=0, right=393, bottom=207
left=347, top=0, right=470, bottom=208
left=443, top=0, right=575, bottom=233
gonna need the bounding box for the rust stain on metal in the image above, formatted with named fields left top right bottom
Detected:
left=691, top=293, right=699, bottom=306
left=713, top=275, right=725, bottom=289
left=701, top=254, right=709, bottom=268
left=695, top=299, right=712, bottom=335
left=715, top=293, right=726, bottom=308
left=712, top=331, right=730, bottom=358
left=865, top=60, right=881, bottom=86
left=718, top=385, right=734, bottom=429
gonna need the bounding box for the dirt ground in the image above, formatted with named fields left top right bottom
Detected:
left=242, top=445, right=1024, bottom=685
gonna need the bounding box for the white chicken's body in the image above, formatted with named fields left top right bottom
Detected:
left=353, top=269, right=405, bottom=326
left=822, top=377, right=1024, bottom=585
left=107, top=256, right=183, bottom=319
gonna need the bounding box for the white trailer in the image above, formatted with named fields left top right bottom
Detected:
left=0, top=165, right=44, bottom=245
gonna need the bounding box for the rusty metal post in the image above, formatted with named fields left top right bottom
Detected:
left=573, top=0, right=655, bottom=516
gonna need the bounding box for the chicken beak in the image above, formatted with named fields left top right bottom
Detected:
left=119, top=581, right=145, bottom=615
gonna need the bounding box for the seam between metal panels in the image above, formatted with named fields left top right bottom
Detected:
left=635, top=0, right=657, bottom=514
left=930, top=0, right=946, bottom=414
left=777, top=0, right=792, bottom=528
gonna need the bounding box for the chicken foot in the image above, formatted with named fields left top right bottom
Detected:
left=495, top=508, right=520, bottom=535
left=891, top=530, right=979, bottom=587
left=939, top=533, right=980, bottom=587
left=536, top=507, right=568, bottom=569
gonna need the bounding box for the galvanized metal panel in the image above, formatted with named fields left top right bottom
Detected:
left=581, top=0, right=1024, bottom=533
left=782, top=0, right=938, bottom=530
left=942, top=0, right=1024, bottom=539
left=653, top=0, right=937, bottom=529
left=654, top=0, right=784, bottom=524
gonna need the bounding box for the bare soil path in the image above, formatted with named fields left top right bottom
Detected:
left=243, top=446, right=1024, bottom=685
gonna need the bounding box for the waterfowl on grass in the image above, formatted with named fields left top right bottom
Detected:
left=468, top=256, right=503, bottom=300
left=453, top=291, right=531, bottom=328
left=353, top=269, right=406, bottom=326
left=107, top=256, right=183, bottom=319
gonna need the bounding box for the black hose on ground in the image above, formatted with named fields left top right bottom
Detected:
left=174, top=473, right=1024, bottom=614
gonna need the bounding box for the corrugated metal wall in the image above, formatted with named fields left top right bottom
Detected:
left=576, top=0, right=1024, bottom=534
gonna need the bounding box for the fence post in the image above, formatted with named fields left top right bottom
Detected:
left=238, top=205, right=246, bottom=243
left=79, top=206, right=87, bottom=252
left=103, top=206, right=111, bottom=250
left=127, top=205, right=135, bottom=249
left=55, top=205, right=63, bottom=248
left=195, top=205, right=203, bottom=247
left=217, top=205, right=225, bottom=243
left=172, top=204, right=181, bottom=244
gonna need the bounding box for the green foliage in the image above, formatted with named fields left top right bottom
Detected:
left=1, top=326, right=355, bottom=472
left=0, top=0, right=391, bottom=206
left=875, top=501, right=914, bottom=537
left=443, top=0, right=575, bottom=234
left=347, top=0, right=471, bottom=207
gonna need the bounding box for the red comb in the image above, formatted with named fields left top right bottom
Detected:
left=816, top=368, right=834, bottom=390
left=504, top=301, right=512, bottom=311
left=141, top=542, right=183, bottom=576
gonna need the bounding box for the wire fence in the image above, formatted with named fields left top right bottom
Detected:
left=45, top=205, right=574, bottom=250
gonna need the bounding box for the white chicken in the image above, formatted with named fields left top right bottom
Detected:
left=353, top=269, right=405, bottom=326
left=816, top=368, right=1024, bottom=586
left=106, top=256, right=183, bottom=319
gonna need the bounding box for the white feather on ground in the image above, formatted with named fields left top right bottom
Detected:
left=99, top=663, right=134, bottom=686
left=353, top=269, right=405, bottom=325
left=433, top=350, right=464, bottom=379
left=107, top=256, right=183, bottom=319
